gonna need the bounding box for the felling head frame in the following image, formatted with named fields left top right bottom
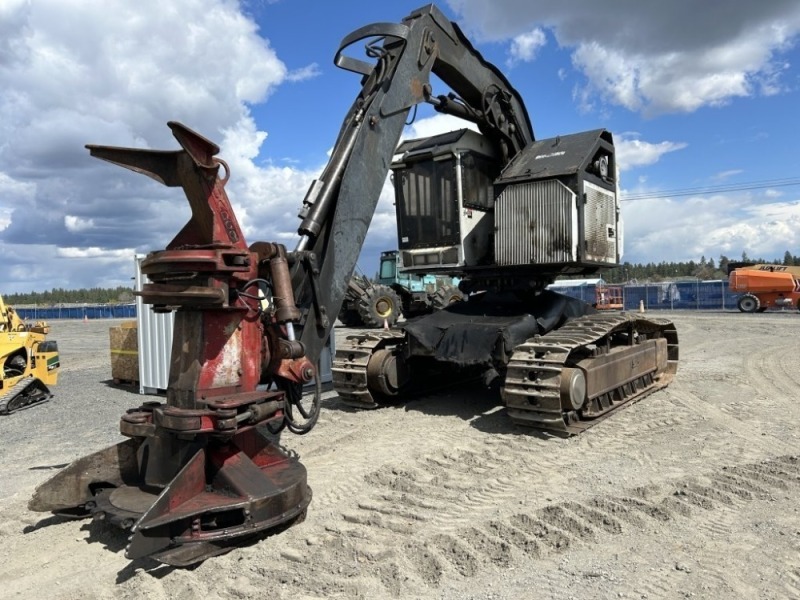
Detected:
left=29, top=122, right=319, bottom=566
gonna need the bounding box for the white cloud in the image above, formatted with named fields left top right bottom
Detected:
left=64, top=215, right=95, bottom=233
left=215, top=118, right=320, bottom=242
left=403, top=113, right=479, bottom=140
left=615, top=136, right=687, bottom=170
left=0, top=242, right=138, bottom=292
left=287, top=63, right=322, bottom=82
left=57, top=247, right=136, bottom=260
left=570, top=40, right=764, bottom=115
left=705, top=207, right=800, bottom=258
left=0, top=0, right=323, bottom=293
left=507, top=28, right=546, bottom=67
left=620, top=194, right=800, bottom=263
left=447, top=0, right=800, bottom=115
left=0, top=172, right=36, bottom=197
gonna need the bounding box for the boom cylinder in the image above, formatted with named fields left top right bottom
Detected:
left=270, top=249, right=302, bottom=323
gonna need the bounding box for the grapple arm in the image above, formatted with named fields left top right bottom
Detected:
left=292, top=4, right=534, bottom=366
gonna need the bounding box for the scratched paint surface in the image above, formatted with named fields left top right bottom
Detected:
left=211, top=324, right=241, bottom=386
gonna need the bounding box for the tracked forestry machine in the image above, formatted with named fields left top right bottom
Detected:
left=30, top=4, right=678, bottom=565
left=0, top=296, right=59, bottom=414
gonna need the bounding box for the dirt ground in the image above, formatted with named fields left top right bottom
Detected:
left=1, top=311, right=799, bottom=599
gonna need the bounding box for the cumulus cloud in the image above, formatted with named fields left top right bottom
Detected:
left=704, top=199, right=800, bottom=259
left=0, top=173, right=36, bottom=233
left=0, top=0, right=320, bottom=293
left=64, top=215, right=95, bottom=233
left=506, top=28, right=546, bottom=67
left=403, top=113, right=479, bottom=140
left=620, top=193, right=800, bottom=263
left=5, top=0, right=795, bottom=294
left=57, top=247, right=136, bottom=260
left=447, top=0, right=800, bottom=115
left=615, top=135, right=687, bottom=170
left=0, top=0, right=491, bottom=294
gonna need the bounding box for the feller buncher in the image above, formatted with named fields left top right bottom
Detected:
left=728, top=263, right=800, bottom=312
left=0, top=295, right=59, bottom=414
left=30, top=4, right=678, bottom=565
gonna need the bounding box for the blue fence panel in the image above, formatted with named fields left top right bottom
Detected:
left=17, top=304, right=137, bottom=320
left=552, top=280, right=741, bottom=311
left=670, top=282, right=696, bottom=309
left=668, top=280, right=714, bottom=309
left=11, top=281, right=750, bottom=320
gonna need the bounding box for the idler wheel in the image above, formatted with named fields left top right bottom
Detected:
left=366, top=348, right=408, bottom=397
left=560, top=367, right=587, bottom=411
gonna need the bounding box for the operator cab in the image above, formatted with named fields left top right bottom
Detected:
left=377, top=250, right=399, bottom=283
left=391, top=129, right=498, bottom=274
left=390, top=128, right=621, bottom=287
left=377, top=249, right=442, bottom=293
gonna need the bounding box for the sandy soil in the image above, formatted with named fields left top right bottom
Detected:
left=1, top=311, right=799, bottom=599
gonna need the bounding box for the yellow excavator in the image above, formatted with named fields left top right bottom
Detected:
left=0, top=295, right=59, bottom=414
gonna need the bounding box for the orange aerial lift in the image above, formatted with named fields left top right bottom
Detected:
left=728, top=263, right=800, bottom=312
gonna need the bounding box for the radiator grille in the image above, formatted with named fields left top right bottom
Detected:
left=495, top=179, right=576, bottom=266
left=584, top=181, right=617, bottom=264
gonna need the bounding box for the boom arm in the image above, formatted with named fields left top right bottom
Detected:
left=291, top=4, right=534, bottom=365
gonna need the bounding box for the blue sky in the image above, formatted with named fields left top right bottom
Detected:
left=1, top=0, right=799, bottom=294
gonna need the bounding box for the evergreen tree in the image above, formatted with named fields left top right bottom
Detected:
left=718, top=255, right=730, bottom=274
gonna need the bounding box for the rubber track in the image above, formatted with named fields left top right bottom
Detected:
left=502, top=312, right=679, bottom=435
left=0, top=376, right=52, bottom=415
left=332, top=330, right=406, bottom=407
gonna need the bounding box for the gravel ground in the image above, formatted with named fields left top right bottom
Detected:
left=1, top=311, right=799, bottom=599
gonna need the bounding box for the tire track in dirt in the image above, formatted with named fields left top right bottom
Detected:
left=240, top=453, right=800, bottom=598
left=294, top=402, right=483, bottom=511
left=782, top=562, right=800, bottom=600
left=666, top=386, right=799, bottom=457
left=287, top=312, right=797, bottom=595
left=673, top=333, right=798, bottom=430
left=653, top=321, right=800, bottom=462
left=580, top=389, right=692, bottom=464
left=741, top=340, right=800, bottom=400
left=241, top=431, right=577, bottom=596
left=6, top=314, right=800, bottom=600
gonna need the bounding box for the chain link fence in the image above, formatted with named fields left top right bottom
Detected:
left=553, top=280, right=742, bottom=311
left=6, top=280, right=774, bottom=320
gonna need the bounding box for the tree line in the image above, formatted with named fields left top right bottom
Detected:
left=603, top=251, right=800, bottom=284
left=3, top=250, right=798, bottom=303
left=2, top=286, right=135, bottom=306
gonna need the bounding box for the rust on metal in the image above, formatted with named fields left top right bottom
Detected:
left=30, top=123, right=315, bottom=566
